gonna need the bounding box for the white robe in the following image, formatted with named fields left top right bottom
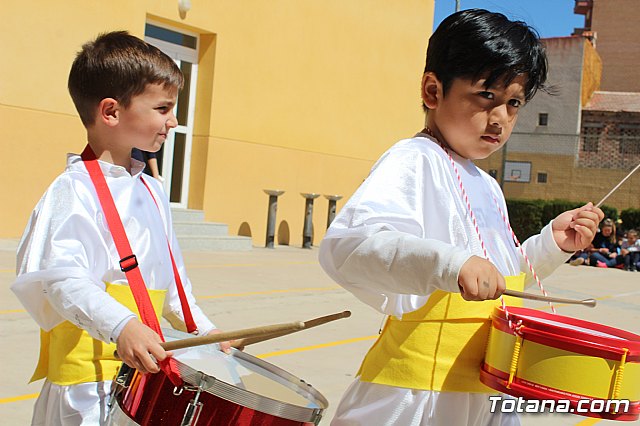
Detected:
left=319, top=134, right=571, bottom=426
left=12, top=154, right=216, bottom=425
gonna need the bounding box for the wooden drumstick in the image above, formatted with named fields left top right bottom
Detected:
left=161, top=321, right=305, bottom=351
left=114, top=321, right=305, bottom=358
left=504, top=289, right=596, bottom=307
left=232, top=310, right=352, bottom=348
left=595, top=161, right=640, bottom=207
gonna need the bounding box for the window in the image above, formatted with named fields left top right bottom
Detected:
left=538, top=113, right=548, bottom=126
left=618, top=125, right=640, bottom=156
left=145, top=22, right=199, bottom=208
left=581, top=123, right=603, bottom=152
left=537, top=172, right=548, bottom=183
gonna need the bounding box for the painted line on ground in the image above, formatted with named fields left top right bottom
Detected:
left=574, top=417, right=601, bottom=425
left=0, top=393, right=39, bottom=404
left=0, top=334, right=377, bottom=405
left=257, top=335, right=378, bottom=359
left=187, top=261, right=318, bottom=269
left=199, top=286, right=341, bottom=300
left=0, top=286, right=342, bottom=315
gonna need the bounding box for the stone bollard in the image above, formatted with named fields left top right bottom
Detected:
left=324, top=194, right=343, bottom=229
left=301, top=193, right=320, bottom=249
left=264, top=189, right=285, bottom=248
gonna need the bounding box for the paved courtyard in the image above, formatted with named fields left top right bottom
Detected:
left=1, top=239, right=638, bottom=425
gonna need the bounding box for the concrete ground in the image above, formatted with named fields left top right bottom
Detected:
left=1, top=239, right=638, bottom=425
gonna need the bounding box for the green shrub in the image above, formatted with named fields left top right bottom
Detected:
left=505, top=199, right=544, bottom=241
left=541, top=199, right=583, bottom=225
left=620, top=209, right=640, bottom=232
left=600, top=205, right=618, bottom=221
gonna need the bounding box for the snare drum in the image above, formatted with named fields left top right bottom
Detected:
left=481, top=306, right=640, bottom=421
left=107, top=328, right=328, bottom=425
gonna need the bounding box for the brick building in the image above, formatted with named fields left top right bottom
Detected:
left=477, top=1, right=640, bottom=212
left=574, top=0, right=640, bottom=92
left=580, top=92, right=640, bottom=170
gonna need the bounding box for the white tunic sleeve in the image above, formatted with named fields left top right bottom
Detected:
left=12, top=175, right=137, bottom=341
left=319, top=144, right=472, bottom=317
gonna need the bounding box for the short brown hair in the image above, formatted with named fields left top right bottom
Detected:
left=68, top=31, right=184, bottom=126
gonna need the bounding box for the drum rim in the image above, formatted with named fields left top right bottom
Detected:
left=492, top=306, right=640, bottom=356
left=166, top=329, right=328, bottom=423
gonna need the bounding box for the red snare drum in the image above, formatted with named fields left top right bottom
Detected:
left=107, top=329, right=328, bottom=425
left=481, top=306, right=640, bottom=421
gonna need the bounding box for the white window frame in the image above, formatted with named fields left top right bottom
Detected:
left=145, top=21, right=199, bottom=208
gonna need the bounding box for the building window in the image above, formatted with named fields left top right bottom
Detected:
left=537, top=172, right=548, bottom=183
left=618, top=125, right=640, bottom=156
left=538, top=113, right=548, bottom=126
left=581, top=124, right=603, bottom=152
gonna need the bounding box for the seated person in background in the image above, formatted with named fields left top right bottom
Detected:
left=619, top=229, right=640, bottom=271
left=568, top=250, right=588, bottom=266
left=588, top=218, right=620, bottom=268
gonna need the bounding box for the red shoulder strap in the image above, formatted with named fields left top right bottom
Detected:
left=81, top=145, right=182, bottom=383
left=139, top=176, right=197, bottom=333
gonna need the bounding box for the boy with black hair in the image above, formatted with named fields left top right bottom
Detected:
left=319, top=9, right=604, bottom=425
left=12, top=31, right=228, bottom=425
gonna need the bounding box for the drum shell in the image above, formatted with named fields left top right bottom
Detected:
left=112, top=368, right=317, bottom=426
left=481, top=306, right=640, bottom=421
left=107, top=328, right=327, bottom=426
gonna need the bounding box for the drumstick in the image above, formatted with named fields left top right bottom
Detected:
left=595, top=161, right=640, bottom=207
left=504, top=289, right=596, bottom=307
left=161, top=321, right=305, bottom=351
left=114, top=321, right=305, bottom=358
left=232, top=310, right=352, bottom=348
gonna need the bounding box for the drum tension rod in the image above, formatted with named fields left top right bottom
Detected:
left=180, top=373, right=206, bottom=426
left=507, top=328, right=525, bottom=389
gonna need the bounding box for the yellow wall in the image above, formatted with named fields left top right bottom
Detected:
left=581, top=39, right=601, bottom=107
left=1, top=0, right=433, bottom=246
left=201, top=1, right=431, bottom=246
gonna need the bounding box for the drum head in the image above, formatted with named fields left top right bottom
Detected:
left=165, top=328, right=328, bottom=422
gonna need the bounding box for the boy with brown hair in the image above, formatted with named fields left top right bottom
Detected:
left=12, top=31, right=227, bottom=425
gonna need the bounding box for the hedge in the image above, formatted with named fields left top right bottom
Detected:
left=505, top=199, right=624, bottom=241
left=620, top=209, right=640, bottom=231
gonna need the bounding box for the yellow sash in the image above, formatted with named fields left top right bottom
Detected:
left=31, top=283, right=166, bottom=385
left=358, top=274, right=524, bottom=392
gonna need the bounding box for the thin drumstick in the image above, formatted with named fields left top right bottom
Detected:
left=232, top=310, right=352, bottom=348
left=595, top=162, right=640, bottom=207
left=114, top=321, right=305, bottom=358
left=504, top=289, right=596, bottom=307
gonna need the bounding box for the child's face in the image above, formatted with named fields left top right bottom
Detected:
left=629, top=233, right=638, bottom=244
left=116, top=83, right=178, bottom=153
left=602, top=225, right=613, bottom=236
left=424, top=74, right=526, bottom=160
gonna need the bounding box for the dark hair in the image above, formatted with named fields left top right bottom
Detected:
left=424, top=9, right=547, bottom=103
left=68, top=31, right=183, bottom=126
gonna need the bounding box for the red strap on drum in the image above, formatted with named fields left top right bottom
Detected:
left=139, top=176, right=197, bottom=334
left=81, top=145, right=182, bottom=384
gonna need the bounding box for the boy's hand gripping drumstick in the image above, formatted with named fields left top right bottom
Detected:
left=114, top=321, right=305, bottom=358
